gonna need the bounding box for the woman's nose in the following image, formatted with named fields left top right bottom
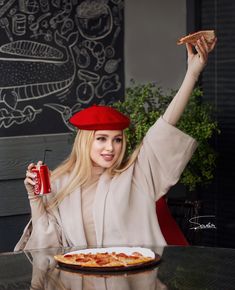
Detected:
left=106, top=141, right=113, bottom=151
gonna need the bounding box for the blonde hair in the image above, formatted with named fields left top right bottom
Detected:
left=49, top=129, right=140, bottom=209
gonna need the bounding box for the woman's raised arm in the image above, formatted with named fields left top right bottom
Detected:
left=163, top=36, right=217, bottom=126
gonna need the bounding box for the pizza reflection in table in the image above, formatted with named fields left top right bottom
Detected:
left=31, top=267, right=167, bottom=290
left=28, top=247, right=167, bottom=290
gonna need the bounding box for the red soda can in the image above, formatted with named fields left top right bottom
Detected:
left=32, top=164, right=51, bottom=195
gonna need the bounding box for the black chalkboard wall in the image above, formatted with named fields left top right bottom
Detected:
left=0, top=0, right=124, bottom=137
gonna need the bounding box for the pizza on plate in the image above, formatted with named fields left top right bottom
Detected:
left=54, top=250, right=155, bottom=268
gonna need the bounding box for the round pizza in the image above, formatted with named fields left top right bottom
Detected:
left=54, top=247, right=159, bottom=270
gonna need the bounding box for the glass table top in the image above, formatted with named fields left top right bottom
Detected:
left=1, top=245, right=235, bottom=290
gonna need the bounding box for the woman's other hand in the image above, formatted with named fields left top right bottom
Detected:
left=24, top=161, right=48, bottom=226
left=25, top=161, right=43, bottom=198
left=186, top=36, right=217, bottom=80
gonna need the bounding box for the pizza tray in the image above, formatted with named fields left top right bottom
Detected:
left=55, top=247, right=161, bottom=274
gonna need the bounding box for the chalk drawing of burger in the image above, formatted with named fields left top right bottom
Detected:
left=75, top=0, right=113, bottom=40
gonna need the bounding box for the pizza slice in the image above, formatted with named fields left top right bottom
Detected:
left=177, top=30, right=215, bottom=46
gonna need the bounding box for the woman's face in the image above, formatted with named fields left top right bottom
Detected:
left=90, top=130, right=123, bottom=168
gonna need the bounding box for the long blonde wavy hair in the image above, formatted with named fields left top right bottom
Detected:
left=49, top=129, right=141, bottom=209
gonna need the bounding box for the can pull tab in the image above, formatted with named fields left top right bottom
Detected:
left=42, top=149, right=52, bottom=165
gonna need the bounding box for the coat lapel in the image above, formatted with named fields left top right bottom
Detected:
left=93, top=171, right=111, bottom=246
left=59, top=186, right=87, bottom=247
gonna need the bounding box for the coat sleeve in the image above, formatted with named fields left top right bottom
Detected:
left=14, top=209, right=63, bottom=251
left=134, top=117, right=198, bottom=201
left=14, top=182, right=65, bottom=251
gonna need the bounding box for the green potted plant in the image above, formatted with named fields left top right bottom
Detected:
left=113, top=81, right=220, bottom=194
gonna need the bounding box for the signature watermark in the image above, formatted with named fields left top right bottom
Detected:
left=189, top=215, right=217, bottom=230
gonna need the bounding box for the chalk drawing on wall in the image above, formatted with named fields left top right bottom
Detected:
left=75, top=0, right=113, bottom=40
left=0, top=0, right=125, bottom=136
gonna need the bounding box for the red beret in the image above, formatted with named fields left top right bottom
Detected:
left=69, top=105, right=130, bottom=130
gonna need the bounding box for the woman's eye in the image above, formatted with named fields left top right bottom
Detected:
left=115, top=138, right=122, bottom=143
left=97, top=137, right=106, bottom=141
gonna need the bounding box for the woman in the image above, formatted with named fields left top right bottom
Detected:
left=15, top=37, right=217, bottom=250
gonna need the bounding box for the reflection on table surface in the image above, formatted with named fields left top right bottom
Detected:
left=1, top=245, right=235, bottom=290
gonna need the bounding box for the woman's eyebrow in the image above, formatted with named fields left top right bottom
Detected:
left=95, top=133, right=109, bottom=137
left=95, top=133, right=123, bottom=137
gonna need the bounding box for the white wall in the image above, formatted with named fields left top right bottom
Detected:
left=125, top=0, right=187, bottom=91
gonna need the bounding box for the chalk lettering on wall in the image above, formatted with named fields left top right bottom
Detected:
left=0, top=0, right=124, bottom=137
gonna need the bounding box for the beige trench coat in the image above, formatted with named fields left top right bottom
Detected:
left=15, top=117, right=197, bottom=251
